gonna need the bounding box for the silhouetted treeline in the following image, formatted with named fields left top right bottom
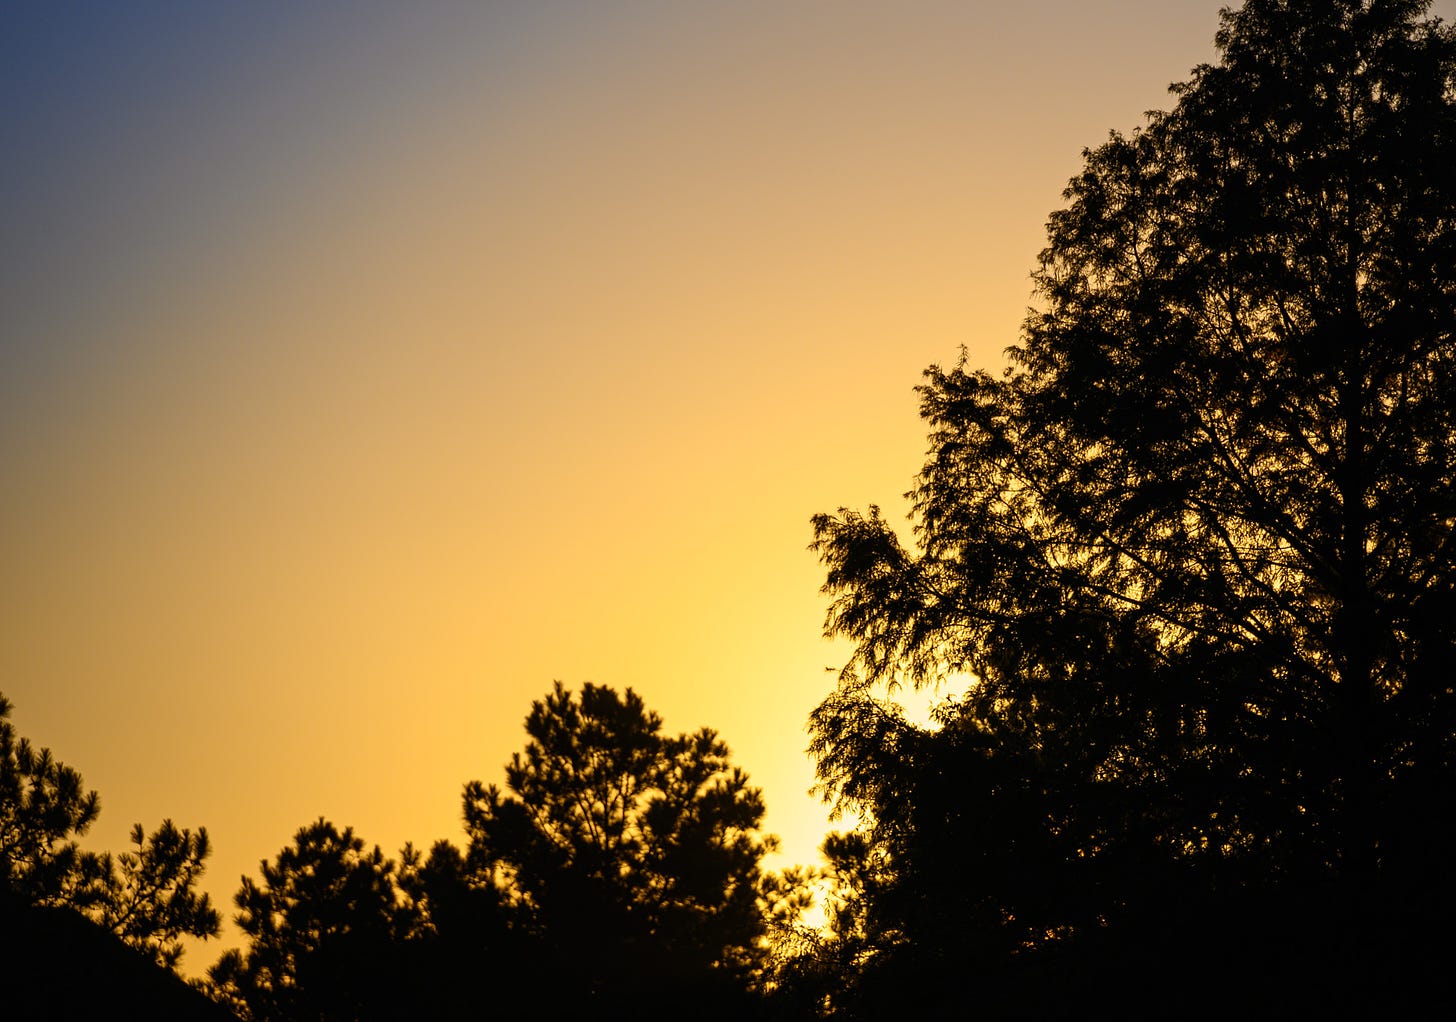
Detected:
left=789, top=0, right=1456, bottom=1016
left=205, top=682, right=796, bottom=1021
left=8, top=1, right=1456, bottom=1018
left=1, top=682, right=796, bottom=1020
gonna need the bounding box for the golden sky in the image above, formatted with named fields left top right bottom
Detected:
left=8, top=0, right=1437, bottom=969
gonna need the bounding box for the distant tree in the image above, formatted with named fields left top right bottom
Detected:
left=208, top=818, right=422, bottom=1022
left=1, top=693, right=219, bottom=972
left=808, top=0, right=1456, bottom=1010
left=462, top=682, right=776, bottom=1014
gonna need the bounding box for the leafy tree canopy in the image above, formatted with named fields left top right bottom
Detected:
left=808, top=0, right=1456, bottom=1009
left=204, top=687, right=793, bottom=1020
left=463, top=682, right=777, bottom=1010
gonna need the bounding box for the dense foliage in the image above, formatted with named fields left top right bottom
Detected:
left=209, top=683, right=784, bottom=1020
left=461, top=682, right=776, bottom=1015
left=806, top=0, right=1456, bottom=1012
left=208, top=820, right=422, bottom=1021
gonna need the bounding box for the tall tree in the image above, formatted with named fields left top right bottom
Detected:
left=809, top=0, right=1456, bottom=1008
left=463, top=682, right=776, bottom=1014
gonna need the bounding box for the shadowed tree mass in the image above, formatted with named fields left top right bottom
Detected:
left=206, top=683, right=786, bottom=1020
left=208, top=819, right=421, bottom=1021
left=801, top=0, right=1456, bottom=1014
left=460, top=682, right=777, bottom=1015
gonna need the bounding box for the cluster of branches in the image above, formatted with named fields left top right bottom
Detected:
left=1, top=694, right=221, bottom=971
left=2, top=683, right=807, bottom=1020
left=785, top=0, right=1456, bottom=1015
left=205, top=682, right=804, bottom=1022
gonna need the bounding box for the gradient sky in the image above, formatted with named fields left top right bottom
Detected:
left=8, top=0, right=1448, bottom=971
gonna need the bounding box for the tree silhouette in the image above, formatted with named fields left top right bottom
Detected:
left=1, top=693, right=219, bottom=972
left=1, top=693, right=103, bottom=907
left=94, top=820, right=221, bottom=970
left=462, top=681, right=776, bottom=1015
left=808, top=0, right=1456, bottom=1011
left=209, top=818, right=422, bottom=1022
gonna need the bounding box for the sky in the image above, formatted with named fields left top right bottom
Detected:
left=7, top=0, right=1450, bottom=971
